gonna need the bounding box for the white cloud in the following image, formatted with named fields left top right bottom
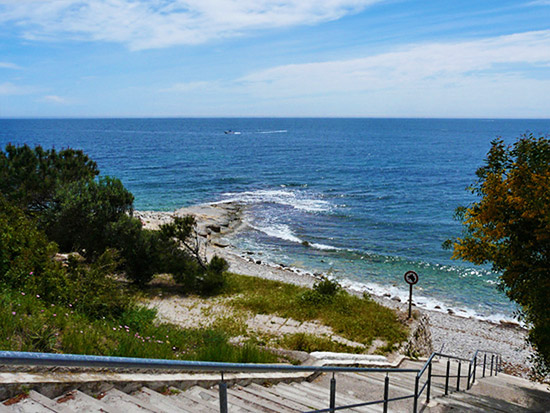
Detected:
left=237, top=30, right=550, bottom=98
left=0, top=82, right=36, bottom=95
left=161, top=81, right=219, bottom=93
left=0, top=0, right=381, bottom=50
left=0, top=62, right=21, bottom=69
left=161, top=30, right=550, bottom=117
left=42, top=95, right=69, bottom=104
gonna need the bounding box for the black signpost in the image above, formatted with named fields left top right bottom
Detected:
left=404, top=270, right=419, bottom=319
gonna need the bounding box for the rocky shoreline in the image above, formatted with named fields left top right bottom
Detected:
left=135, top=202, right=532, bottom=378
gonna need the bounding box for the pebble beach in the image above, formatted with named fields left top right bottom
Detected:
left=135, top=202, right=532, bottom=378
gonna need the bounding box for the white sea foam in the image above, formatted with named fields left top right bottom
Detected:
left=310, top=242, right=340, bottom=251
left=221, top=189, right=331, bottom=213
left=257, top=130, right=288, bottom=134
left=339, top=278, right=520, bottom=324
left=250, top=222, right=302, bottom=244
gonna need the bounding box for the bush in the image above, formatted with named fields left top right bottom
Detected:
left=301, top=278, right=341, bottom=304
left=0, top=197, right=71, bottom=301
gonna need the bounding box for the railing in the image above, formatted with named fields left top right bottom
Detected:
left=414, top=349, right=502, bottom=412
left=0, top=349, right=501, bottom=412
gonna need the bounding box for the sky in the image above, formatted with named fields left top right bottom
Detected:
left=0, top=0, right=549, bottom=118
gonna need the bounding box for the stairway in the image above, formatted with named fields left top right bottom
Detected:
left=2, top=358, right=549, bottom=412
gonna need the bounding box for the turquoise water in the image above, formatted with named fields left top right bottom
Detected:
left=2, top=118, right=549, bottom=319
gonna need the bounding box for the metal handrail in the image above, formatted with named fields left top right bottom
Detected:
left=414, top=349, right=502, bottom=411
left=0, top=349, right=502, bottom=413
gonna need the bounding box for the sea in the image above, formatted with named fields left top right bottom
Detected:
left=2, top=118, right=549, bottom=322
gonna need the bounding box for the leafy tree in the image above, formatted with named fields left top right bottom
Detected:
left=160, top=216, right=228, bottom=293
left=447, top=134, right=550, bottom=377
left=0, top=144, right=228, bottom=291
left=41, top=176, right=134, bottom=257
left=0, top=144, right=98, bottom=213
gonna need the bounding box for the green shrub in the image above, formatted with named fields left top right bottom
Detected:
left=301, top=278, right=341, bottom=304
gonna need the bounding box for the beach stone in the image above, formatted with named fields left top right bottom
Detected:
left=212, top=239, right=229, bottom=248
left=391, top=296, right=401, bottom=302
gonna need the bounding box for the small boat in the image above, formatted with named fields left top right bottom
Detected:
left=224, top=130, right=241, bottom=135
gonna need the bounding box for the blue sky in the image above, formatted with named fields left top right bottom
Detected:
left=0, top=0, right=549, bottom=118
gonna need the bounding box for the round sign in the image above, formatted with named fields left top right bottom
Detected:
left=404, top=270, right=419, bottom=285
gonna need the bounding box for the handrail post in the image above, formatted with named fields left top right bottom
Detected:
left=490, top=355, right=494, bottom=376
left=413, top=375, right=419, bottom=413
left=483, top=354, right=486, bottom=377
left=383, top=373, right=389, bottom=413
left=330, top=373, right=336, bottom=413
left=467, top=362, right=472, bottom=390
left=456, top=361, right=461, bottom=391
left=219, top=372, right=228, bottom=413
left=472, top=356, right=477, bottom=386
left=445, top=359, right=450, bottom=395
left=426, top=363, right=432, bottom=404
left=495, top=355, right=499, bottom=376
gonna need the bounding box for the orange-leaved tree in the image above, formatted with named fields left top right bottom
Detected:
left=446, top=134, right=550, bottom=378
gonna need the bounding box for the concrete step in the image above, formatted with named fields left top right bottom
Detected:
left=446, top=391, right=534, bottom=412
left=247, top=383, right=318, bottom=412
left=133, top=387, right=194, bottom=413
left=1, top=390, right=74, bottom=413
left=54, top=389, right=118, bottom=412
left=281, top=382, right=375, bottom=413
left=236, top=383, right=307, bottom=412
left=228, top=385, right=299, bottom=413
left=472, top=374, right=550, bottom=411
left=260, top=383, right=328, bottom=411
left=293, top=381, right=379, bottom=413
left=169, top=386, right=218, bottom=412
left=188, top=385, right=254, bottom=413
left=101, top=387, right=166, bottom=412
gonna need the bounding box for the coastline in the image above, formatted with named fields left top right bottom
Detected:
left=135, top=202, right=532, bottom=377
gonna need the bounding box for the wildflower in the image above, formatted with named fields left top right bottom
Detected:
left=21, top=292, right=25, bottom=296
left=40, top=309, right=45, bottom=313
left=113, top=327, right=116, bottom=331
left=80, top=331, right=83, bottom=334
left=53, top=314, right=56, bottom=317
left=12, top=312, right=16, bottom=315
left=36, top=295, right=40, bottom=298
left=29, top=272, right=33, bottom=276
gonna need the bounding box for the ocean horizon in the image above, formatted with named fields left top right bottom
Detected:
left=2, top=117, right=550, bottom=322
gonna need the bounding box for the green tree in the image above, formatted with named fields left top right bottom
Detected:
left=41, top=176, right=134, bottom=257
left=160, top=216, right=228, bottom=293
left=0, top=144, right=98, bottom=213
left=447, top=134, right=550, bottom=377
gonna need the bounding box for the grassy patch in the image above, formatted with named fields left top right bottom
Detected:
left=223, top=274, right=408, bottom=350
left=277, top=333, right=362, bottom=354
left=0, top=289, right=276, bottom=363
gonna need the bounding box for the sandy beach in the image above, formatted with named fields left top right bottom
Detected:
left=135, top=202, right=532, bottom=378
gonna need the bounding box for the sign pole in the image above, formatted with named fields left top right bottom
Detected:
left=404, top=271, right=419, bottom=320
left=408, top=283, right=413, bottom=319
